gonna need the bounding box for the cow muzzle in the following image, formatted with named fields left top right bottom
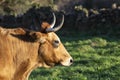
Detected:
left=61, top=57, right=73, bottom=66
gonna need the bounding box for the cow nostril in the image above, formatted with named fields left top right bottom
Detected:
left=70, top=59, right=73, bottom=63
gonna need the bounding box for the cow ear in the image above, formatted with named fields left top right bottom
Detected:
left=29, top=32, right=46, bottom=43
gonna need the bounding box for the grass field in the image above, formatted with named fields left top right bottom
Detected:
left=29, top=31, right=120, bottom=80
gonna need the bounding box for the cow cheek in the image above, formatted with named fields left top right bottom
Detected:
left=57, top=44, right=71, bottom=62
left=38, top=44, right=57, bottom=66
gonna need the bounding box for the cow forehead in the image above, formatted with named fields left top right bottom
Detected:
left=47, top=32, right=60, bottom=42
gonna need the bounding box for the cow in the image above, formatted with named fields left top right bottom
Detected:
left=0, top=14, right=73, bottom=80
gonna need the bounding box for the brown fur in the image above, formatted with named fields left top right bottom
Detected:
left=40, top=22, right=51, bottom=32
left=0, top=27, right=72, bottom=80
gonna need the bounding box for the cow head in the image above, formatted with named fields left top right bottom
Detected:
left=30, top=14, right=73, bottom=68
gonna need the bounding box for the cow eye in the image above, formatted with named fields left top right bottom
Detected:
left=53, top=40, right=59, bottom=48
left=54, top=40, right=59, bottom=44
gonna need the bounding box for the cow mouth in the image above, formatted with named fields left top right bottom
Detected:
left=43, top=62, right=73, bottom=68
left=43, top=58, right=73, bottom=67
left=60, top=62, right=73, bottom=66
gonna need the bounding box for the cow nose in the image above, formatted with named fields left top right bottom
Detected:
left=70, top=58, right=73, bottom=63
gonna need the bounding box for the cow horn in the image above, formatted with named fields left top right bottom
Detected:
left=46, top=15, right=64, bottom=32
left=50, top=13, right=56, bottom=28
left=52, top=15, right=64, bottom=32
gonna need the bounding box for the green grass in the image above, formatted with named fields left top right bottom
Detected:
left=29, top=32, right=120, bottom=80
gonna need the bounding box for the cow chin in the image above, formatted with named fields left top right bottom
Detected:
left=46, top=62, right=55, bottom=67
left=38, top=62, right=55, bottom=68
left=41, top=60, right=72, bottom=68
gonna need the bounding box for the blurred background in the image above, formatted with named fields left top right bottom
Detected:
left=0, top=0, right=120, bottom=35
left=0, top=0, right=120, bottom=80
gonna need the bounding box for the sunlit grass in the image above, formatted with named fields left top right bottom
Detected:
left=29, top=32, right=120, bottom=80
